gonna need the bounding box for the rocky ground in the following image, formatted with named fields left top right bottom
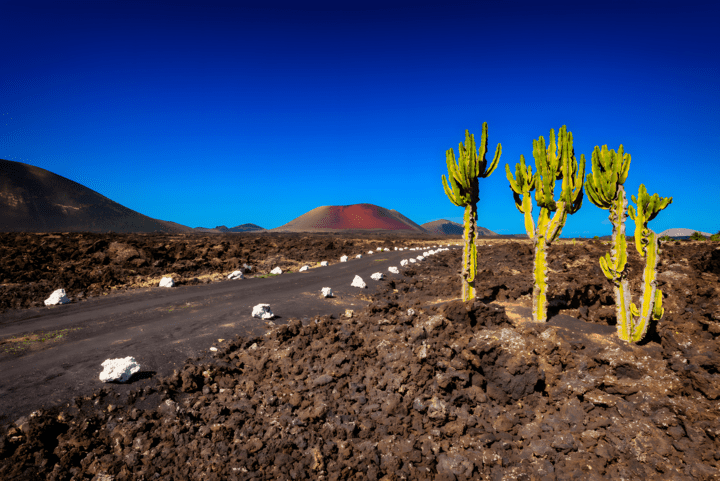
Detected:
left=1, top=234, right=720, bottom=480
left=0, top=232, right=452, bottom=312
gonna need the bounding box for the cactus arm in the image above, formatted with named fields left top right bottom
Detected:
left=629, top=230, right=661, bottom=343
left=442, top=174, right=462, bottom=207
left=522, top=193, right=535, bottom=238
left=485, top=142, right=502, bottom=178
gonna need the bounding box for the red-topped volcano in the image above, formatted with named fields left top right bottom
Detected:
left=270, top=204, right=429, bottom=233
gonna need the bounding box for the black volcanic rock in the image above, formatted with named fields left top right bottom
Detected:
left=0, top=159, right=194, bottom=233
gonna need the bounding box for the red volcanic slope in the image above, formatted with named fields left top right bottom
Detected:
left=271, top=204, right=428, bottom=232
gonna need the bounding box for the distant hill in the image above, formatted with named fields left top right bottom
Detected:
left=0, top=159, right=194, bottom=233
left=658, top=228, right=713, bottom=238
left=193, top=224, right=266, bottom=233
left=271, top=204, right=429, bottom=233
left=422, top=219, right=496, bottom=236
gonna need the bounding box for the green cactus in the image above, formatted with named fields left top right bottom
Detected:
left=506, top=125, right=585, bottom=322
left=442, top=122, right=501, bottom=301
left=585, top=145, right=672, bottom=343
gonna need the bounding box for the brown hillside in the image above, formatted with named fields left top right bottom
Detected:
left=271, top=203, right=429, bottom=233
left=0, top=159, right=194, bottom=233
left=422, top=219, right=496, bottom=236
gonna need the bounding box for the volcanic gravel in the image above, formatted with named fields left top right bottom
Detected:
left=1, top=236, right=720, bottom=480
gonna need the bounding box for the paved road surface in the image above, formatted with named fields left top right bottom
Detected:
left=0, top=247, right=459, bottom=424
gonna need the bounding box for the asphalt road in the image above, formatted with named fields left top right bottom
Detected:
left=0, top=246, right=459, bottom=425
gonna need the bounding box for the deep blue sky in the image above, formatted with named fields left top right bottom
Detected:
left=2, top=0, right=718, bottom=236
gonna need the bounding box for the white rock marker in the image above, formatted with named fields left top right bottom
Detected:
left=228, top=270, right=244, bottom=280
left=356, top=254, right=363, bottom=259
left=321, top=287, right=333, bottom=298
left=341, top=255, right=348, bottom=262
left=99, top=356, right=140, bottom=383
left=299, top=265, right=310, bottom=272
left=394, top=247, right=398, bottom=251
left=384, top=248, right=390, bottom=252
left=368, top=250, right=374, bottom=254
left=371, top=272, right=384, bottom=280
left=252, top=303, right=274, bottom=319
left=400, top=259, right=409, bottom=266
left=388, top=266, right=399, bottom=274
left=271, top=267, right=282, bottom=275
left=351, top=275, right=367, bottom=288
left=409, top=259, right=417, bottom=263
left=321, top=261, right=329, bottom=266
left=159, top=277, right=175, bottom=288
left=416, top=256, right=425, bottom=261
left=44, top=289, right=70, bottom=306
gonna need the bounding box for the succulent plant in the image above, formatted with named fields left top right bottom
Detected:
left=442, top=122, right=501, bottom=301
left=506, top=126, right=585, bottom=322
left=585, top=144, right=672, bottom=343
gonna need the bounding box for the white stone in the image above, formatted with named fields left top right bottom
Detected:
left=299, top=265, right=310, bottom=272
left=351, top=275, right=367, bottom=288
left=252, top=303, right=274, bottom=319
left=340, top=255, right=348, bottom=262
left=409, top=259, right=417, bottom=263
left=394, top=247, right=398, bottom=250
left=417, top=256, right=425, bottom=261
left=44, top=289, right=70, bottom=306
left=99, top=356, right=140, bottom=383
left=209, top=347, right=218, bottom=352
left=384, top=248, right=390, bottom=252
left=368, top=250, right=374, bottom=254
left=321, top=287, right=333, bottom=298
left=159, top=277, right=175, bottom=288
left=400, top=259, right=409, bottom=266
left=371, top=272, right=384, bottom=281
left=356, top=254, right=363, bottom=259
left=321, top=261, right=329, bottom=266
left=388, top=266, right=399, bottom=274
left=270, top=267, right=282, bottom=275
left=228, top=270, right=244, bottom=280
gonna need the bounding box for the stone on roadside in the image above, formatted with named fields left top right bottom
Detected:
left=299, top=265, right=310, bottom=272
left=340, top=255, right=348, bottom=262
left=417, top=256, right=425, bottom=261
left=401, top=259, right=409, bottom=266
left=351, top=275, right=367, bottom=288
left=321, top=287, right=333, bottom=298
left=388, top=266, right=399, bottom=274
left=271, top=267, right=282, bottom=275
left=252, top=303, right=274, bottom=319
left=368, top=250, right=374, bottom=254
left=44, top=289, right=70, bottom=306
left=371, top=272, right=384, bottom=281
left=321, top=261, right=329, bottom=266
left=99, top=356, right=140, bottom=383
left=409, top=259, right=416, bottom=263
left=228, top=270, right=244, bottom=280
left=159, top=277, right=175, bottom=288
left=356, top=254, right=363, bottom=259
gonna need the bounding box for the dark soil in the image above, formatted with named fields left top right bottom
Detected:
left=2, top=235, right=720, bottom=480
left=0, top=232, right=452, bottom=312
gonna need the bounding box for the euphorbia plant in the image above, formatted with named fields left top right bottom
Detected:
left=584, top=144, right=672, bottom=343
left=506, top=125, right=585, bottom=322
left=442, top=122, right=501, bottom=301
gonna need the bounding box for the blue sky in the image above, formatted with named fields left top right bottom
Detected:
left=2, top=0, right=718, bottom=236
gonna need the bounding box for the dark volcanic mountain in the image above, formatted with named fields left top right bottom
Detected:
left=0, top=159, right=194, bottom=233
left=193, top=224, right=266, bottom=233
left=271, top=203, right=429, bottom=233
left=422, top=219, right=496, bottom=236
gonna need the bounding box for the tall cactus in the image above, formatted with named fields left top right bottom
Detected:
left=442, top=122, right=501, bottom=301
left=585, top=145, right=672, bottom=343
left=506, top=126, right=585, bottom=322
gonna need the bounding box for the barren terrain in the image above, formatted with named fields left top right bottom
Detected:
left=1, top=233, right=720, bottom=480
